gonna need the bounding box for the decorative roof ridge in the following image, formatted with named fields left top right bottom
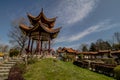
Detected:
left=27, top=9, right=57, bottom=23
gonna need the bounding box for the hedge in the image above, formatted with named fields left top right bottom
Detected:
left=114, top=65, right=120, bottom=80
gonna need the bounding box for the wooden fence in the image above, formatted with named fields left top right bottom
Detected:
left=73, top=60, right=117, bottom=77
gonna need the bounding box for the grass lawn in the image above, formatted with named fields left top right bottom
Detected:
left=24, top=58, right=115, bottom=80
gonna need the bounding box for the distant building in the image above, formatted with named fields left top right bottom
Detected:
left=57, top=47, right=120, bottom=61
left=57, top=47, right=78, bottom=61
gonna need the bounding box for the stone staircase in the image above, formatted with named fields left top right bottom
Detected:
left=0, top=58, right=22, bottom=80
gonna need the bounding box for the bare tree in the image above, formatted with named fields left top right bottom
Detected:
left=2, top=45, right=9, bottom=53
left=110, top=32, right=120, bottom=50
left=8, top=17, right=28, bottom=55
left=89, top=43, right=97, bottom=51
left=0, top=44, right=9, bottom=53
left=114, top=32, right=120, bottom=44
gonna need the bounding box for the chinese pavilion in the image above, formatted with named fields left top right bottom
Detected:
left=19, top=9, right=61, bottom=55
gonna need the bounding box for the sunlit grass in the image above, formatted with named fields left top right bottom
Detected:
left=24, top=58, right=114, bottom=80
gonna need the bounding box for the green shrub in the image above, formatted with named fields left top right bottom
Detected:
left=28, top=58, right=38, bottom=64
left=78, top=54, right=83, bottom=60
left=114, top=65, right=120, bottom=80
left=62, top=54, right=75, bottom=62
left=9, top=49, right=19, bottom=57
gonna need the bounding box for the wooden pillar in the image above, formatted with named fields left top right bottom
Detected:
left=27, top=33, right=31, bottom=54
left=48, top=38, right=51, bottom=55
left=39, top=32, right=41, bottom=55
left=45, top=41, right=47, bottom=49
left=34, top=41, right=37, bottom=55
left=27, top=37, right=30, bottom=50
left=41, top=41, right=43, bottom=55
left=90, top=55, right=92, bottom=60
left=30, top=39, right=34, bottom=55
left=95, top=55, right=96, bottom=59
left=35, top=41, right=39, bottom=55
left=101, top=54, right=103, bottom=58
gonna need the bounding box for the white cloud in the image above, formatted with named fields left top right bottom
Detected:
left=56, top=19, right=120, bottom=43
left=53, top=0, right=98, bottom=26
left=68, top=19, right=110, bottom=42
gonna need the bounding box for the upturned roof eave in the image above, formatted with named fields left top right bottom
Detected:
left=19, top=21, right=61, bottom=34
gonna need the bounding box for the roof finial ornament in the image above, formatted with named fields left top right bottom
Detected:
left=41, top=8, right=43, bottom=12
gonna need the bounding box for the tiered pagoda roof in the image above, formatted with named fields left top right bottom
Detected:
left=27, top=9, right=57, bottom=28
left=19, top=9, right=61, bottom=41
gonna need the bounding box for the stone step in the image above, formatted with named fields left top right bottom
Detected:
left=0, top=72, right=9, bottom=77
left=9, top=59, right=19, bottom=61
left=0, top=64, right=14, bottom=67
left=0, top=69, right=10, bottom=73
left=0, top=76, right=8, bottom=80
left=5, top=61, right=16, bottom=64
left=9, top=59, right=22, bottom=62
left=0, top=67, right=12, bottom=70
left=0, top=58, right=23, bottom=80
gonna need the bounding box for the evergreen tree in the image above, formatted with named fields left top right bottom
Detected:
left=89, top=43, right=97, bottom=51
left=82, top=45, right=88, bottom=52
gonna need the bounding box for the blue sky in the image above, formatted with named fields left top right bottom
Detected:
left=0, top=0, right=120, bottom=49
